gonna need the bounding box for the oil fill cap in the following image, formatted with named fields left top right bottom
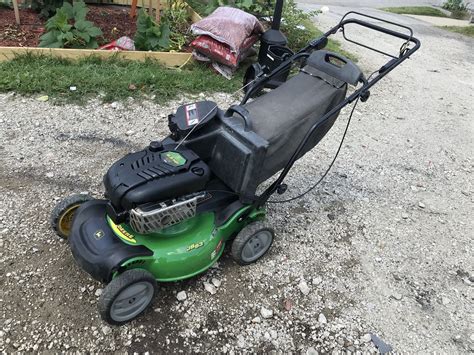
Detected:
left=149, top=141, right=163, bottom=152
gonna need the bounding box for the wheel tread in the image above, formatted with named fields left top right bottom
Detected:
left=231, top=221, right=274, bottom=266
left=98, top=269, right=157, bottom=325
left=50, top=194, right=92, bottom=239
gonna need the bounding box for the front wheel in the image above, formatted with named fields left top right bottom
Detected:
left=50, top=194, right=93, bottom=239
left=231, top=221, right=274, bottom=265
left=98, top=269, right=157, bottom=325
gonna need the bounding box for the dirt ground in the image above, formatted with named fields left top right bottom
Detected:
left=1, top=8, right=473, bottom=354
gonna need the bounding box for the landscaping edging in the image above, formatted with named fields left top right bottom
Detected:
left=0, top=46, right=192, bottom=66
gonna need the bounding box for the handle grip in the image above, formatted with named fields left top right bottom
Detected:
left=225, top=105, right=252, bottom=131
left=306, top=50, right=363, bottom=85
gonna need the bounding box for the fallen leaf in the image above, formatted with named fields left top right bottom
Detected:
left=36, top=95, right=49, bottom=102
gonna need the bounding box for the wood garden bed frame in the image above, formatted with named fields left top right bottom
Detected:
left=0, top=0, right=201, bottom=67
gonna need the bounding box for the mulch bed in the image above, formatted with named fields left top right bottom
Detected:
left=0, top=5, right=137, bottom=47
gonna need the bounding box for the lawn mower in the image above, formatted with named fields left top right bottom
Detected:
left=51, top=12, right=420, bottom=325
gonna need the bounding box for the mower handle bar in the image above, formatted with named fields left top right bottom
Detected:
left=242, top=12, right=420, bottom=102
left=243, top=13, right=420, bottom=207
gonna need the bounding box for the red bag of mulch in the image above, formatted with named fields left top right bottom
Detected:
left=191, top=34, right=258, bottom=68
left=191, top=7, right=263, bottom=53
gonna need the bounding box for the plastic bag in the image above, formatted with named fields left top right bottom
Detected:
left=191, top=34, right=258, bottom=68
left=191, top=7, right=263, bottom=53
left=99, top=36, right=135, bottom=51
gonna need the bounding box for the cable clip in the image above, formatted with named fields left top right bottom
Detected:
left=276, top=184, right=288, bottom=195
left=360, top=90, right=370, bottom=102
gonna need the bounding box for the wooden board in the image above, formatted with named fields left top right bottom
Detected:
left=187, top=5, right=202, bottom=23
left=0, top=47, right=192, bottom=67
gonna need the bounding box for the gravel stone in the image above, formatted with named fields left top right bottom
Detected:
left=312, top=276, right=323, bottom=285
left=318, top=313, right=327, bottom=324
left=298, top=279, right=311, bottom=295
left=260, top=307, right=273, bottom=319
left=101, top=326, right=112, bottom=336
left=203, top=282, right=217, bottom=295
left=211, top=278, right=222, bottom=288
left=176, top=291, right=187, bottom=302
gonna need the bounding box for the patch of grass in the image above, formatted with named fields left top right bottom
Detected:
left=381, top=6, right=448, bottom=17
left=0, top=54, right=243, bottom=103
left=438, top=25, right=474, bottom=37
left=0, top=1, right=357, bottom=104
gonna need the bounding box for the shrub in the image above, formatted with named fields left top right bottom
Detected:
left=135, top=1, right=193, bottom=52
left=29, top=0, right=64, bottom=18
left=134, top=9, right=171, bottom=51
left=162, top=0, right=193, bottom=51
left=204, top=0, right=273, bottom=16
left=39, top=1, right=103, bottom=48
left=442, top=0, right=470, bottom=18
left=281, top=0, right=320, bottom=51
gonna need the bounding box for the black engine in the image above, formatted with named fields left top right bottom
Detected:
left=104, top=140, right=210, bottom=223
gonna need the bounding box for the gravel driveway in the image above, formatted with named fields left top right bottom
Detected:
left=1, top=8, right=473, bottom=353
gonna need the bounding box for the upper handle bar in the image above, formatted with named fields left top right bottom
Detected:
left=339, top=11, right=414, bottom=39
left=335, top=12, right=420, bottom=58
left=242, top=14, right=420, bottom=103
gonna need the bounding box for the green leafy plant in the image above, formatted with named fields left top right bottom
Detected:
left=442, top=0, right=470, bottom=18
left=237, top=0, right=272, bottom=15
left=162, top=0, right=192, bottom=51
left=39, top=1, right=103, bottom=48
left=281, top=0, right=319, bottom=51
left=1, top=0, right=12, bottom=9
left=204, top=0, right=272, bottom=16
left=204, top=0, right=228, bottom=15
left=134, top=9, right=171, bottom=51
left=28, top=0, right=64, bottom=18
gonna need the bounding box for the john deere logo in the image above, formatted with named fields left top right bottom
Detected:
left=161, top=151, right=187, bottom=167
left=94, top=229, right=105, bottom=240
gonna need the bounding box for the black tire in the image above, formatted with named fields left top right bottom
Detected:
left=98, top=269, right=157, bottom=326
left=231, top=221, right=274, bottom=266
left=50, top=194, right=93, bottom=239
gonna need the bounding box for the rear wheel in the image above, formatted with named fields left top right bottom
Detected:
left=50, top=194, right=93, bottom=239
left=98, top=269, right=157, bottom=325
left=231, top=221, right=274, bottom=265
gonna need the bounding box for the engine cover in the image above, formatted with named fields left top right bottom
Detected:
left=104, top=142, right=210, bottom=220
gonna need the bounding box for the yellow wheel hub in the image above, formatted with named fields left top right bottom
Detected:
left=58, top=204, right=80, bottom=237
